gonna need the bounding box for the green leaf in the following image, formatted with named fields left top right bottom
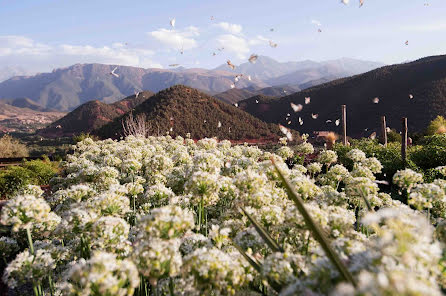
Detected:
left=233, top=242, right=282, bottom=293
left=232, top=242, right=262, bottom=273
left=240, top=208, right=284, bottom=253
left=272, top=158, right=357, bottom=288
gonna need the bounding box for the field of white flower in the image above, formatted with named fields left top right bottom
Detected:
left=1, top=134, right=446, bottom=295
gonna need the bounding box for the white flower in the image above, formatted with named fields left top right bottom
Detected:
left=63, top=251, right=139, bottom=296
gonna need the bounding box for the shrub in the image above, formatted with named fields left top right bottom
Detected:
left=426, top=115, right=446, bottom=135
left=22, top=158, right=59, bottom=185
left=0, top=166, right=35, bottom=198
left=411, top=135, right=446, bottom=170
left=0, top=135, right=29, bottom=158
left=387, top=129, right=402, bottom=143
left=0, top=158, right=58, bottom=198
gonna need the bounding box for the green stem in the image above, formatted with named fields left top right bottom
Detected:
left=26, top=227, right=34, bottom=255
left=169, top=277, right=175, bottom=296
left=33, top=283, right=39, bottom=296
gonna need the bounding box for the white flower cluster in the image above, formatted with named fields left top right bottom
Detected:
left=0, top=135, right=445, bottom=295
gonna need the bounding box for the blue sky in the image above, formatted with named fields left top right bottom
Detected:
left=0, top=0, right=445, bottom=75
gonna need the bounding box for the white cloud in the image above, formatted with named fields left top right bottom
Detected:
left=311, top=19, right=322, bottom=26
left=249, top=35, right=269, bottom=46
left=149, top=26, right=199, bottom=51
left=216, top=34, right=250, bottom=59
left=0, top=35, right=163, bottom=80
left=214, top=22, right=243, bottom=34
left=0, top=35, right=52, bottom=56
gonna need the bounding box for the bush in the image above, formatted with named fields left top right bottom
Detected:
left=387, top=129, right=402, bottom=143
left=0, top=166, right=35, bottom=198
left=0, top=158, right=58, bottom=198
left=22, top=158, right=59, bottom=185
left=426, top=115, right=446, bottom=135
left=0, top=135, right=29, bottom=158
left=411, top=135, right=446, bottom=170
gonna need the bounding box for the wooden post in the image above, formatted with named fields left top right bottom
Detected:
left=401, top=117, right=408, bottom=165
left=342, top=105, right=347, bottom=145
left=381, top=116, right=388, bottom=147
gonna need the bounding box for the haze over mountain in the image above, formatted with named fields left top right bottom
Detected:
left=214, top=85, right=299, bottom=104
left=239, top=55, right=446, bottom=137
left=0, top=56, right=383, bottom=112
left=95, top=85, right=284, bottom=141
left=0, top=64, right=266, bottom=111
left=0, top=97, right=52, bottom=112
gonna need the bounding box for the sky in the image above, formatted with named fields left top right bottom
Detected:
left=0, top=0, right=445, bottom=77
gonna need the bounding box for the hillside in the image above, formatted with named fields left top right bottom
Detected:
left=95, top=85, right=284, bottom=141
left=214, top=85, right=299, bottom=104
left=239, top=55, right=446, bottom=137
left=39, top=91, right=154, bottom=137
left=0, top=102, right=65, bottom=133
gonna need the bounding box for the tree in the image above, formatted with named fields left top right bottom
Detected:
left=0, top=135, right=29, bottom=158
left=122, top=113, right=151, bottom=137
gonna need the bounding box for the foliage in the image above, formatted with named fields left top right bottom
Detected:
left=411, top=134, right=446, bottom=170
left=427, top=115, right=446, bottom=135
left=0, top=135, right=29, bottom=158
left=73, top=133, right=99, bottom=143
left=387, top=129, right=402, bottom=143
left=0, top=166, right=35, bottom=198
left=0, top=158, right=58, bottom=198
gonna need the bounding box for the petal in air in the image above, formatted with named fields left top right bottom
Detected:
left=170, top=18, right=176, bottom=28
left=227, top=60, right=236, bottom=70
left=291, top=103, right=303, bottom=112
left=373, top=97, right=380, bottom=104
left=305, top=97, right=311, bottom=104
left=248, top=54, right=258, bottom=64
left=269, top=40, right=278, bottom=48
left=311, top=113, right=319, bottom=119
left=279, top=124, right=293, bottom=141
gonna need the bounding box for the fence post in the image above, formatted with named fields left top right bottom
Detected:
left=401, top=117, right=408, bottom=165
left=342, top=105, right=347, bottom=145
left=381, top=116, right=387, bottom=147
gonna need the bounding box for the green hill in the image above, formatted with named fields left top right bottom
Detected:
left=95, top=85, right=283, bottom=141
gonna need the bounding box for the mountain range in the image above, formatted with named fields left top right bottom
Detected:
left=0, top=56, right=384, bottom=112
left=32, top=54, right=446, bottom=141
